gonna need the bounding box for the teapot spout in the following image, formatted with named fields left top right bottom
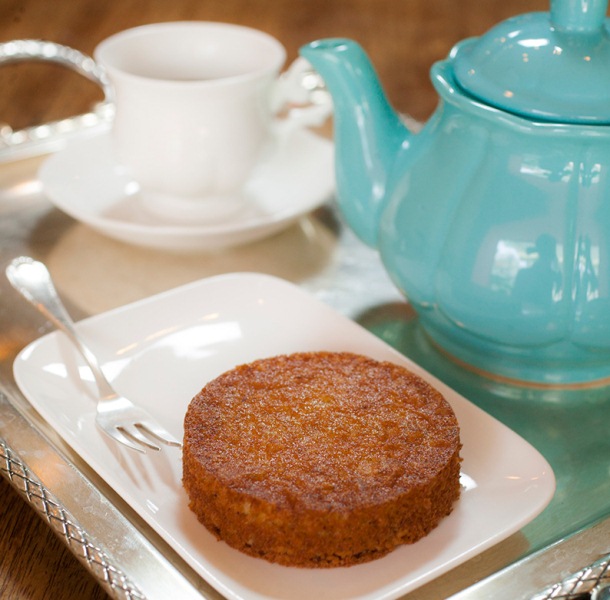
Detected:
left=300, top=39, right=411, bottom=246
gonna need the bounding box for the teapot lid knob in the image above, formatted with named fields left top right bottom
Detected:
left=551, top=0, right=607, bottom=32
left=452, top=0, right=610, bottom=124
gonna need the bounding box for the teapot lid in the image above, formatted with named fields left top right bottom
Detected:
left=452, top=0, right=610, bottom=124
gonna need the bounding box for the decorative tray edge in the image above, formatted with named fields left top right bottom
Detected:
left=0, top=383, right=218, bottom=600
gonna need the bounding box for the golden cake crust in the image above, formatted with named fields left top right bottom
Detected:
left=182, top=351, right=461, bottom=567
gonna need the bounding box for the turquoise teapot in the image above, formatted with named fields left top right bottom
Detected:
left=300, top=0, right=610, bottom=387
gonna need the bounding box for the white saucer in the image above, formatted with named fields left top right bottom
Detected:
left=38, top=130, right=334, bottom=251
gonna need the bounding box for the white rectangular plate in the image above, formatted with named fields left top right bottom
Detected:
left=13, top=273, right=555, bottom=600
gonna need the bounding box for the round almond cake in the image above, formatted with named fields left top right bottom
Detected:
left=182, top=351, right=461, bottom=568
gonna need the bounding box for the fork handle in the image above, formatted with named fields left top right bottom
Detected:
left=7, top=257, right=117, bottom=400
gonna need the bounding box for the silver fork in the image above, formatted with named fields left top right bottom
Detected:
left=6, top=256, right=182, bottom=454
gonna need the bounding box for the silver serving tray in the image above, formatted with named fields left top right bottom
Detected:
left=0, top=76, right=609, bottom=596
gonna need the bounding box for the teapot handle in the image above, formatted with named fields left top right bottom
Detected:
left=551, top=0, right=609, bottom=33
left=0, top=39, right=114, bottom=162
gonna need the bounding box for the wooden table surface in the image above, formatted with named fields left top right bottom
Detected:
left=0, top=0, right=549, bottom=598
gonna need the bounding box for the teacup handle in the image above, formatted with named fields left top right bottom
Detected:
left=0, top=39, right=114, bottom=161
left=271, top=57, right=332, bottom=134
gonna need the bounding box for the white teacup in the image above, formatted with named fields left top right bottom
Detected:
left=93, top=22, right=328, bottom=221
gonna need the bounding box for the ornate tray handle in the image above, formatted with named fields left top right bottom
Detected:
left=531, top=556, right=610, bottom=600
left=0, top=432, right=144, bottom=599
left=0, top=39, right=114, bottom=161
